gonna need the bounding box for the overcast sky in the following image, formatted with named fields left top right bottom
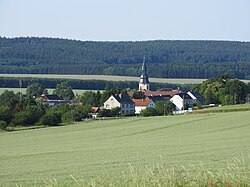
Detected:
left=0, top=0, right=249, bottom=41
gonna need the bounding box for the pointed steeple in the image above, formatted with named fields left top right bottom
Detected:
left=139, top=57, right=150, bottom=91
left=142, top=56, right=147, bottom=73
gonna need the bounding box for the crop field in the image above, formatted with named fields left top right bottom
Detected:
left=0, top=111, right=250, bottom=186
left=0, top=74, right=208, bottom=84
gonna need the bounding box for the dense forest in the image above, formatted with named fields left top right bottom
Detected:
left=0, top=37, right=250, bottom=79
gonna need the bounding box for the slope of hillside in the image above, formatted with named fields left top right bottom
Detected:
left=0, top=111, right=249, bottom=186
left=0, top=37, right=250, bottom=79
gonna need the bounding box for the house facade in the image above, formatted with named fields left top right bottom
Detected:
left=170, top=93, right=196, bottom=111
left=132, top=99, right=155, bottom=114
left=104, top=94, right=135, bottom=115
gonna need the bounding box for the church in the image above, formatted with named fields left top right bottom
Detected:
left=138, top=57, right=150, bottom=91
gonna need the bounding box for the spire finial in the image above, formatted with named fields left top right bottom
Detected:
left=142, top=56, right=147, bottom=73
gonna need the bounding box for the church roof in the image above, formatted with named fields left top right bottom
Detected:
left=139, top=73, right=149, bottom=84
left=139, top=57, right=149, bottom=84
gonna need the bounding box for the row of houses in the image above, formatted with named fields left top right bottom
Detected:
left=104, top=90, right=204, bottom=115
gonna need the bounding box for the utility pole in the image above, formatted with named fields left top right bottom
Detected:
left=164, top=101, right=166, bottom=116
left=19, top=78, right=22, bottom=101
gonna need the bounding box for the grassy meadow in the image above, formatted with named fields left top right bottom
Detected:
left=1, top=74, right=250, bottom=84
left=0, top=74, right=208, bottom=84
left=0, top=111, right=250, bottom=186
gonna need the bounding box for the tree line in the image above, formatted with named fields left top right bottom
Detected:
left=0, top=37, right=250, bottom=79
left=0, top=77, right=190, bottom=91
left=193, top=74, right=250, bottom=105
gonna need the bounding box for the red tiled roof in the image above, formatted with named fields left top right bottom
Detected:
left=143, top=90, right=181, bottom=97
left=91, top=107, right=100, bottom=113
left=132, top=99, right=152, bottom=107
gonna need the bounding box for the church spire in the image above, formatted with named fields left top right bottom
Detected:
left=142, top=56, right=147, bottom=73
left=139, top=57, right=150, bottom=91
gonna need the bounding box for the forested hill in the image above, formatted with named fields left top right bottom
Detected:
left=0, top=37, right=250, bottom=79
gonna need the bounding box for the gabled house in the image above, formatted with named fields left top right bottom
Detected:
left=37, top=94, right=70, bottom=106
left=187, top=91, right=205, bottom=105
left=170, top=93, right=196, bottom=111
left=104, top=94, right=135, bottom=115
left=132, top=99, right=155, bottom=114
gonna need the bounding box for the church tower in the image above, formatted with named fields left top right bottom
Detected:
left=139, top=57, right=150, bottom=91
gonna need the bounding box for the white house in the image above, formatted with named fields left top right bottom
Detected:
left=132, top=99, right=155, bottom=114
left=170, top=93, right=196, bottom=111
left=104, top=94, right=135, bottom=115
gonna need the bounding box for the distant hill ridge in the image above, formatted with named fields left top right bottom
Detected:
left=0, top=37, right=250, bottom=79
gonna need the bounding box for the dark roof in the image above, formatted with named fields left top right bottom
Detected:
left=191, top=92, right=205, bottom=100
left=177, top=93, right=193, bottom=100
left=113, top=94, right=134, bottom=104
left=146, top=95, right=171, bottom=102
left=44, top=94, right=62, bottom=100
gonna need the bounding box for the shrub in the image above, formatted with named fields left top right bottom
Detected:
left=0, top=106, right=12, bottom=124
left=140, top=107, right=158, bottom=117
left=12, top=106, right=45, bottom=126
left=39, top=112, right=62, bottom=126
left=0, top=120, right=8, bottom=130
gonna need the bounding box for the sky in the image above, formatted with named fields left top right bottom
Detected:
left=0, top=0, right=250, bottom=41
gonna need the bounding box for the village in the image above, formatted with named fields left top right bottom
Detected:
left=37, top=57, right=205, bottom=118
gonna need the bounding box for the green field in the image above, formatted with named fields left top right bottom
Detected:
left=1, top=73, right=250, bottom=84
left=0, top=111, right=250, bottom=186
left=0, top=74, right=207, bottom=84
